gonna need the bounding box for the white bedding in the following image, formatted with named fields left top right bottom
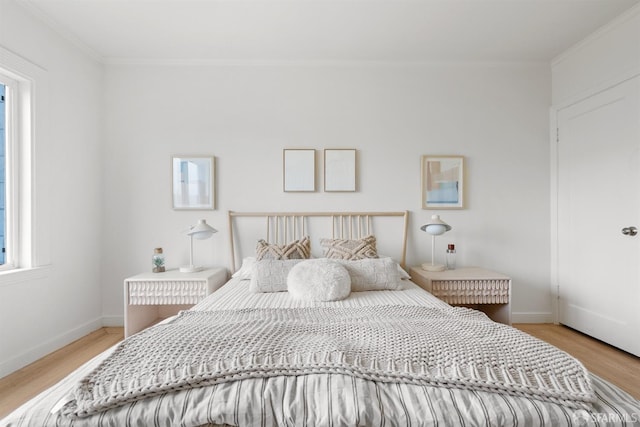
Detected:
left=193, top=276, right=451, bottom=311
left=2, top=278, right=639, bottom=427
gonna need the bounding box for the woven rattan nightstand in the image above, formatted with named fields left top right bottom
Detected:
left=410, top=267, right=511, bottom=325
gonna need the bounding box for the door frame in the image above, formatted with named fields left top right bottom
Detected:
left=549, top=107, right=559, bottom=325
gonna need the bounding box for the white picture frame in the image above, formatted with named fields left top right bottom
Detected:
left=283, top=149, right=316, bottom=192
left=172, top=156, right=215, bottom=210
left=324, top=149, right=356, bottom=192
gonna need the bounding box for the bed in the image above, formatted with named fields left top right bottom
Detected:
left=2, top=211, right=639, bottom=427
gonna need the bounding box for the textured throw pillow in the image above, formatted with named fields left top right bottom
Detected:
left=287, top=259, right=351, bottom=302
left=256, top=236, right=311, bottom=260
left=377, top=254, right=411, bottom=280
left=320, top=235, right=378, bottom=260
left=336, top=257, right=403, bottom=291
left=398, top=266, right=411, bottom=280
left=249, top=259, right=304, bottom=293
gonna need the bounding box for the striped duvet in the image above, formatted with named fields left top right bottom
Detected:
left=2, top=278, right=639, bottom=426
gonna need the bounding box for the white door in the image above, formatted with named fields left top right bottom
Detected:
left=557, top=76, right=640, bottom=357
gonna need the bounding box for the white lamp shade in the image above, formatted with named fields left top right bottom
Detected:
left=424, top=224, right=447, bottom=235
left=420, top=215, right=452, bottom=236
left=187, top=219, right=218, bottom=240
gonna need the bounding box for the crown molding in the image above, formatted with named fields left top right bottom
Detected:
left=104, top=57, right=548, bottom=68
left=15, top=0, right=105, bottom=63
left=551, top=2, right=640, bottom=67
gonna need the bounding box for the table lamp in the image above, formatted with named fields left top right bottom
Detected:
left=180, top=219, right=218, bottom=273
left=420, top=214, right=452, bottom=272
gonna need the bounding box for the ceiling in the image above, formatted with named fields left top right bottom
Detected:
left=16, top=0, right=640, bottom=64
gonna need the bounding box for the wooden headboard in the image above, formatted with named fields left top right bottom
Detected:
left=228, top=211, right=409, bottom=272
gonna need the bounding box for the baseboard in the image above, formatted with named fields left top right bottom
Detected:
left=101, top=315, right=124, bottom=327
left=0, top=317, right=103, bottom=378
left=511, top=312, right=553, bottom=324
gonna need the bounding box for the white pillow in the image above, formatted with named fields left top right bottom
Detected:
left=378, top=254, right=411, bottom=280
left=287, top=259, right=351, bottom=302
left=398, top=265, right=411, bottom=280
left=237, top=256, right=408, bottom=283
left=336, top=257, right=403, bottom=291
left=232, top=257, right=255, bottom=280
left=249, top=259, right=303, bottom=293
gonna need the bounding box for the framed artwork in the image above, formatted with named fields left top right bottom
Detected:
left=324, top=149, right=356, bottom=192
left=172, top=156, right=215, bottom=210
left=283, top=149, right=316, bottom=192
left=421, top=155, right=464, bottom=209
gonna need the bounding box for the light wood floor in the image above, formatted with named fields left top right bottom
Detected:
left=0, top=327, right=124, bottom=419
left=516, top=323, right=640, bottom=399
left=0, top=324, right=638, bottom=419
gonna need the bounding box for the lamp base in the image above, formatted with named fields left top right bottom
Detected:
left=179, top=265, right=203, bottom=273
left=421, top=263, right=446, bottom=272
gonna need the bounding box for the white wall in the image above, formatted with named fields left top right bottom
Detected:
left=552, top=5, right=640, bottom=106
left=0, top=1, right=555, bottom=378
left=103, top=61, right=552, bottom=323
left=0, top=0, right=104, bottom=376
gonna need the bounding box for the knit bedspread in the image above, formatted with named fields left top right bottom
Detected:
left=66, top=306, right=595, bottom=417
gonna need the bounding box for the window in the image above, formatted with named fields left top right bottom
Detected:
left=0, top=46, right=44, bottom=275
left=0, top=82, right=5, bottom=264
left=0, top=73, right=17, bottom=270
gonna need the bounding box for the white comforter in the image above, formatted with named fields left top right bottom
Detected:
left=2, top=278, right=639, bottom=427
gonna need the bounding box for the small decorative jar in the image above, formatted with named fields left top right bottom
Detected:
left=152, top=247, right=165, bottom=273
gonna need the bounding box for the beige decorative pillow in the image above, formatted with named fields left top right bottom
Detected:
left=320, top=235, right=378, bottom=260
left=256, top=236, right=311, bottom=260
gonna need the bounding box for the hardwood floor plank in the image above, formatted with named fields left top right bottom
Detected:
left=516, top=323, right=640, bottom=399
left=0, top=327, right=123, bottom=419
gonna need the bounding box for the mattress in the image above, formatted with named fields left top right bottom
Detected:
left=2, top=278, right=639, bottom=427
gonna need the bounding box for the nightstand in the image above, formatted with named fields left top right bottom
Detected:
left=124, top=267, right=227, bottom=337
left=410, top=267, right=512, bottom=325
